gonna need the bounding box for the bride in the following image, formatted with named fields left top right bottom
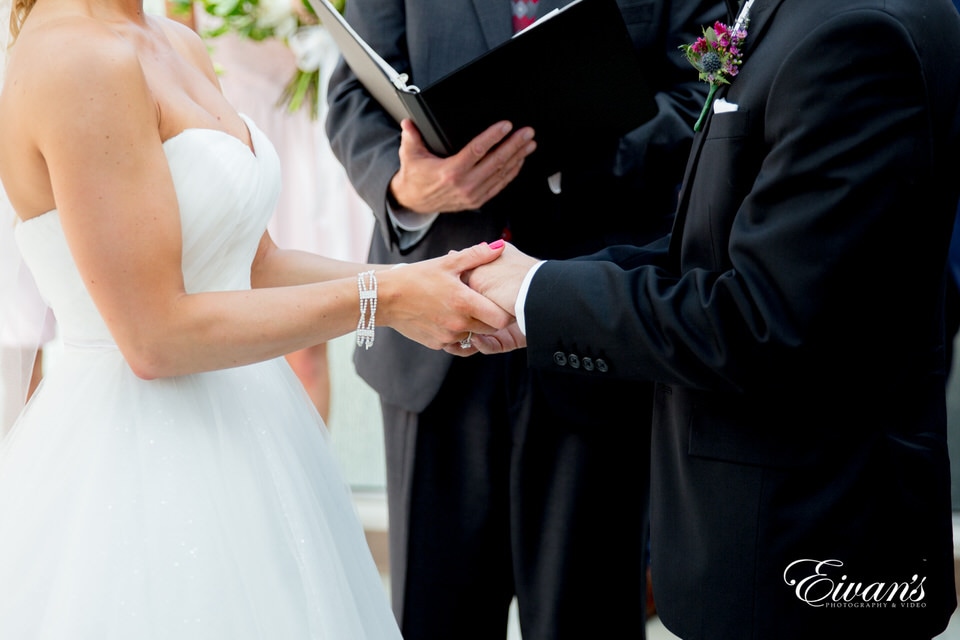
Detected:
left=0, top=0, right=519, bottom=635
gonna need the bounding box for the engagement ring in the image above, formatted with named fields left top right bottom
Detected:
left=459, top=332, right=473, bottom=349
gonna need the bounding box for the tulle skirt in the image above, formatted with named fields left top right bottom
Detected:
left=0, top=346, right=401, bottom=639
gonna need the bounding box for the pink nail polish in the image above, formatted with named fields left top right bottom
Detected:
left=489, top=239, right=505, bottom=250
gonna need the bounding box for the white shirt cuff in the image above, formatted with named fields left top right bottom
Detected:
left=387, top=198, right=439, bottom=251
left=515, top=260, right=546, bottom=335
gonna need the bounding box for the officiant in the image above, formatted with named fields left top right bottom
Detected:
left=325, top=0, right=725, bottom=637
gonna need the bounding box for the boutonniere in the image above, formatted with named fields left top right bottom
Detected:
left=681, top=1, right=753, bottom=131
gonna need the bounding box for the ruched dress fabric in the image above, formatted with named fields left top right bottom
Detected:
left=0, top=116, right=401, bottom=639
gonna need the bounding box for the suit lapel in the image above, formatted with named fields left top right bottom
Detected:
left=537, top=0, right=565, bottom=15
left=735, top=0, right=779, bottom=59
left=724, top=0, right=739, bottom=22
left=668, top=0, right=784, bottom=260
left=473, top=0, right=513, bottom=47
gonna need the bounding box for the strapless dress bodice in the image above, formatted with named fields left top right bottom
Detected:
left=14, top=115, right=281, bottom=347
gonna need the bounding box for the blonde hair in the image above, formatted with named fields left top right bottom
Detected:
left=9, top=0, right=36, bottom=45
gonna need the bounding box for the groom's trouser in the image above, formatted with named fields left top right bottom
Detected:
left=380, top=351, right=652, bottom=640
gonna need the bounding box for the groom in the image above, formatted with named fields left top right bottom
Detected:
left=464, top=0, right=960, bottom=637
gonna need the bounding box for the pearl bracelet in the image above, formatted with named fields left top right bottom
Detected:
left=356, top=270, right=377, bottom=349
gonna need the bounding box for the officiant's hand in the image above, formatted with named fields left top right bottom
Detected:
left=379, top=241, right=514, bottom=350
left=388, top=119, right=536, bottom=214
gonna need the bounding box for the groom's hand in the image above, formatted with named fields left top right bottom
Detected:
left=379, top=241, right=513, bottom=350
left=444, top=321, right=527, bottom=356
left=464, top=241, right=538, bottom=315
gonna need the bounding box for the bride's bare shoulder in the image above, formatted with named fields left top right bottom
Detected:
left=1, top=17, right=158, bottom=167
left=8, top=17, right=145, bottom=98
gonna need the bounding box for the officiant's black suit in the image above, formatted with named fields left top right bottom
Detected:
left=326, top=0, right=724, bottom=637
left=521, top=0, right=960, bottom=637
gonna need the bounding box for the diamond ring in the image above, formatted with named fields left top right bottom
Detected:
left=459, top=332, right=473, bottom=349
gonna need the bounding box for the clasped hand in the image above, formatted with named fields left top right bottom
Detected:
left=443, top=241, right=539, bottom=356
left=384, top=240, right=535, bottom=355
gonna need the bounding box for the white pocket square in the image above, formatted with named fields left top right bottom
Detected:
left=713, top=98, right=739, bottom=114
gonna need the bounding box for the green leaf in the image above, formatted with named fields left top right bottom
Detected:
left=211, top=0, right=241, bottom=17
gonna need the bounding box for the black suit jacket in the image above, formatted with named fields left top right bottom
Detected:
left=524, top=0, right=960, bottom=637
left=326, top=0, right=724, bottom=411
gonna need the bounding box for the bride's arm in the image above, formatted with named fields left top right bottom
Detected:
left=249, top=236, right=374, bottom=288
left=25, top=24, right=510, bottom=380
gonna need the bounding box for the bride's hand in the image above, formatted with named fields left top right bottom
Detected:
left=378, top=241, right=514, bottom=350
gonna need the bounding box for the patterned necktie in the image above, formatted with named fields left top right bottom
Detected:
left=512, top=0, right=540, bottom=32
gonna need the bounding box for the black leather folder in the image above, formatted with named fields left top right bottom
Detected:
left=312, top=0, right=657, bottom=176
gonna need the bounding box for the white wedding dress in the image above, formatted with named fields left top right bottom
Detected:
left=0, top=116, right=402, bottom=639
